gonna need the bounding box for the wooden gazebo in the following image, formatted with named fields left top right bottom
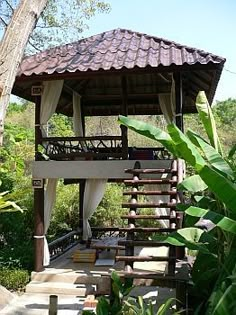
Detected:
left=13, top=28, right=225, bottom=279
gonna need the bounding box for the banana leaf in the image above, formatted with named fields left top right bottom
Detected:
left=187, top=130, right=234, bottom=180
left=206, top=252, right=236, bottom=315
left=167, top=123, right=206, bottom=171
left=118, top=115, right=177, bottom=156
left=185, top=206, right=236, bottom=234
left=178, top=174, right=208, bottom=192
left=153, top=227, right=214, bottom=254
left=198, top=165, right=236, bottom=213
left=196, top=91, right=222, bottom=154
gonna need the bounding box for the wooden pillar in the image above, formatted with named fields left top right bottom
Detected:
left=120, top=76, right=128, bottom=159
left=34, top=94, right=42, bottom=158
left=174, top=72, right=184, bottom=132
left=81, top=98, right=86, bottom=136
left=34, top=185, right=45, bottom=272
left=79, top=179, right=86, bottom=236
left=33, top=89, right=44, bottom=272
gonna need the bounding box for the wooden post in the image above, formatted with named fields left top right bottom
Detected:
left=34, top=185, right=45, bottom=272
left=33, top=89, right=45, bottom=272
left=174, top=72, right=183, bottom=132
left=49, top=295, right=58, bottom=315
left=34, top=90, right=42, bottom=159
left=79, top=179, right=86, bottom=239
left=121, top=76, right=128, bottom=159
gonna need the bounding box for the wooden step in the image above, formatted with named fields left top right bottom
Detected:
left=122, top=202, right=176, bottom=208
left=116, top=271, right=188, bottom=281
left=125, top=168, right=176, bottom=174
left=123, top=190, right=177, bottom=196
left=118, top=227, right=176, bottom=233
left=90, top=244, right=125, bottom=250
left=124, top=179, right=177, bottom=185
left=116, top=255, right=176, bottom=262
left=118, top=240, right=170, bottom=247
left=91, top=227, right=175, bottom=233
left=121, top=215, right=176, bottom=220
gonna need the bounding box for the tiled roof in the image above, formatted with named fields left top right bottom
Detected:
left=18, top=28, right=225, bottom=76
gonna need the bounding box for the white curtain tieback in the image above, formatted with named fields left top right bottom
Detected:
left=33, top=235, right=45, bottom=239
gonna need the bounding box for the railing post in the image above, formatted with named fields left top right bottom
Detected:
left=49, top=295, right=58, bottom=315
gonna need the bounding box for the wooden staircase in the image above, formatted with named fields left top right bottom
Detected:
left=116, top=159, right=183, bottom=280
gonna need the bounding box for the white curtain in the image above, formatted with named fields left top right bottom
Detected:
left=40, top=80, right=64, bottom=136
left=151, top=76, right=176, bottom=225
left=43, top=178, right=58, bottom=266
left=158, top=76, right=176, bottom=124
left=40, top=80, right=63, bottom=266
left=83, top=179, right=107, bottom=240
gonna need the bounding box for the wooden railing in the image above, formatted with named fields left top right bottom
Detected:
left=41, top=136, right=123, bottom=160
left=48, top=231, right=80, bottom=260
left=39, top=135, right=172, bottom=161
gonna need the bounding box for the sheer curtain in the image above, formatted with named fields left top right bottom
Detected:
left=83, top=179, right=107, bottom=240
left=40, top=80, right=63, bottom=266
left=72, top=92, right=107, bottom=240
left=40, top=80, right=64, bottom=136
left=43, top=179, right=58, bottom=266
left=148, top=76, right=176, bottom=227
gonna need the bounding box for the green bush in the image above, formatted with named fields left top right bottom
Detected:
left=0, top=268, right=29, bottom=291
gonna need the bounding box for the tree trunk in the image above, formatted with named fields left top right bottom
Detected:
left=0, top=0, right=48, bottom=145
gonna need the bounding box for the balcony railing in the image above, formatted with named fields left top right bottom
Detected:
left=49, top=230, right=80, bottom=260
left=41, top=136, right=123, bottom=160
left=39, top=136, right=172, bottom=161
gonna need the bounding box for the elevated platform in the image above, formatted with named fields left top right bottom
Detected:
left=32, top=159, right=172, bottom=179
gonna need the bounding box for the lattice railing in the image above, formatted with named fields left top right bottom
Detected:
left=49, top=231, right=80, bottom=260
left=41, top=136, right=123, bottom=160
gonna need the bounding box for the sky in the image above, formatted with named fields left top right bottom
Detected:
left=81, top=0, right=236, bottom=102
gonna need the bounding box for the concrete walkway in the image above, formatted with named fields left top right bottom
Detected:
left=0, top=293, right=86, bottom=315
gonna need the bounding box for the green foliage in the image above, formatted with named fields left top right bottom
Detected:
left=48, top=181, right=80, bottom=238
left=119, top=91, right=236, bottom=314
left=0, top=267, right=29, bottom=291
left=48, top=114, right=73, bottom=137
left=91, top=184, right=125, bottom=228
left=83, top=271, right=178, bottom=315
left=0, top=0, right=111, bottom=53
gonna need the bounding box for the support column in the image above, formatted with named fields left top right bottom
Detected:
left=79, top=179, right=86, bottom=236
left=120, top=76, right=128, bottom=159
left=34, top=185, right=45, bottom=272
left=174, top=72, right=183, bottom=132
left=33, top=88, right=44, bottom=272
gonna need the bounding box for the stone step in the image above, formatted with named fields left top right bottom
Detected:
left=30, top=271, right=111, bottom=295
left=25, top=281, right=95, bottom=296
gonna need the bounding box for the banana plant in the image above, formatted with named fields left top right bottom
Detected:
left=118, top=91, right=236, bottom=315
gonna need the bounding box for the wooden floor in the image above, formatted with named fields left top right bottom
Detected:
left=49, top=242, right=169, bottom=276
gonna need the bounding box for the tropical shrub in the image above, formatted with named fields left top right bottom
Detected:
left=0, top=267, right=29, bottom=291
left=119, top=91, right=236, bottom=315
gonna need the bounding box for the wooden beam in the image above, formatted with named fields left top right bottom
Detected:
left=15, top=63, right=223, bottom=82
left=174, top=72, right=183, bottom=131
